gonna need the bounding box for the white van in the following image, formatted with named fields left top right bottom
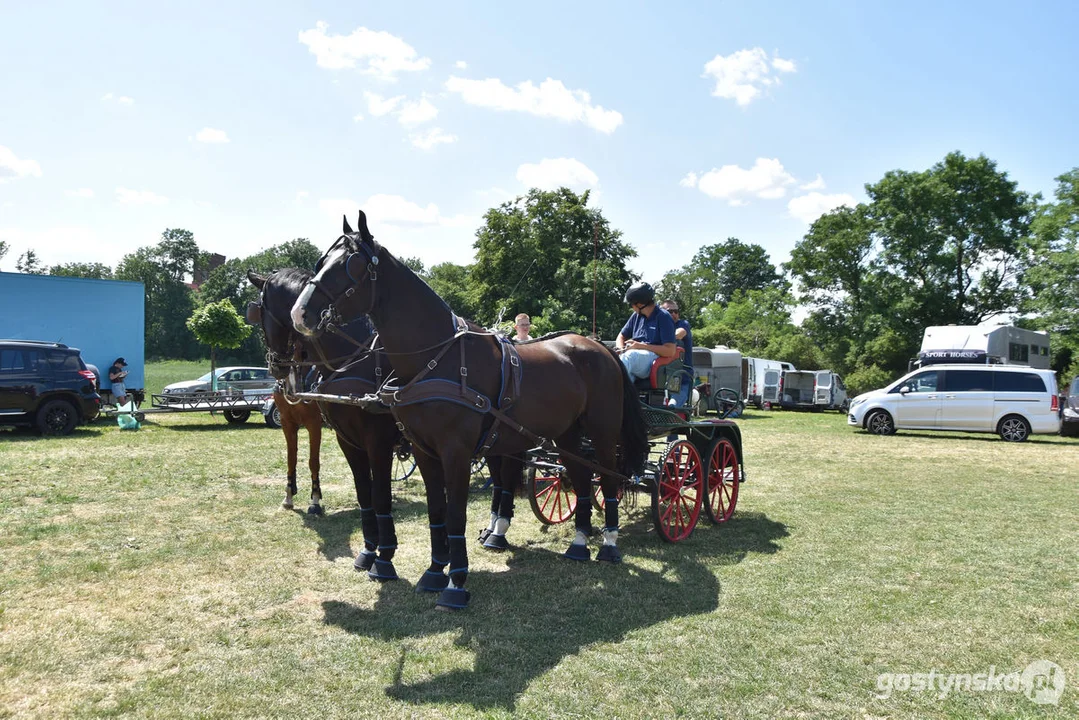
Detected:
left=742, top=357, right=783, bottom=408
left=847, top=364, right=1060, bottom=441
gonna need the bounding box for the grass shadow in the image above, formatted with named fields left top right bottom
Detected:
left=861, top=430, right=1062, bottom=445
left=322, top=511, right=788, bottom=711
left=300, top=498, right=433, bottom=561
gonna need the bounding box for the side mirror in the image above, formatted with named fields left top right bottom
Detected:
left=899, top=385, right=911, bottom=395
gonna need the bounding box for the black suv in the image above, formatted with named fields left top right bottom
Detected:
left=0, top=340, right=101, bottom=435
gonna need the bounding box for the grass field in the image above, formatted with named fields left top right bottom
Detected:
left=1, top=366, right=1076, bottom=719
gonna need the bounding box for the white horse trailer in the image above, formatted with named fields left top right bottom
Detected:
left=691, top=347, right=743, bottom=413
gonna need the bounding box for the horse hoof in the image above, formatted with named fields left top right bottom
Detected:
left=353, top=550, right=376, bottom=571
left=281, top=501, right=294, bottom=510
left=367, top=559, right=399, bottom=582
left=307, top=504, right=324, bottom=516
left=596, top=545, right=622, bottom=563
left=563, top=544, right=590, bottom=562
left=477, top=528, right=492, bottom=544
left=416, top=570, right=449, bottom=593
left=482, top=534, right=509, bottom=551
left=435, top=587, right=470, bottom=610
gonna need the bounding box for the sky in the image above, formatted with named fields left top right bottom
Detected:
left=2, top=1, right=1078, bottom=282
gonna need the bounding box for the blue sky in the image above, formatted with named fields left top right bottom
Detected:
left=2, top=1, right=1077, bottom=281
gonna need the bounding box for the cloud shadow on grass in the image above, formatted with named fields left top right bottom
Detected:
left=322, top=511, right=788, bottom=711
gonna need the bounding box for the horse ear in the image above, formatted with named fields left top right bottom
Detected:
left=343, top=215, right=354, bottom=235
left=247, top=269, right=267, bottom=289
left=357, top=210, right=373, bottom=243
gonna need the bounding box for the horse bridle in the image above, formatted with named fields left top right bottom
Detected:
left=307, top=233, right=381, bottom=331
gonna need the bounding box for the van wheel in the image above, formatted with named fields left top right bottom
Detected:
left=37, top=399, right=78, bottom=435
left=998, top=415, right=1031, bottom=442
left=866, top=410, right=895, bottom=436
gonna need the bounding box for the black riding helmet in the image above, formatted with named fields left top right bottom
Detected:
left=624, top=281, right=655, bottom=306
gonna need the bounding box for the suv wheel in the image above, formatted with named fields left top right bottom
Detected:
left=866, top=410, right=896, bottom=436
left=998, top=415, right=1031, bottom=442
left=37, top=399, right=78, bottom=435
left=265, top=404, right=282, bottom=428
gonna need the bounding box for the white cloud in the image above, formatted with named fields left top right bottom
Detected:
left=0, top=146, right=43, bottom=182
left=516, top=158, right=599, bottom=191
left=66, top=188, right=95, bottom=198
left=409, top=128, right=457, bottom=150
left=195, top=128, right=230, bottom=144
left=0, top=226, right=102, bottom=270
left=319, top=194, right=472, bottom=228
left=352, top=113, right=364, bottom=122
left=455, top=60, right=467, bottom=69
left=703, top=48, right=797, bottom=106
left=787, top=192, right=856, bottom=223
left=695, top=158, right=796, bottom=205
left=396, top=96, right=438, bottom=126
left=298, top=22, right=431, bottom=79
left=772, top=56, right=797, bottom=73
left=365, top=91, right=404, bottom=116
left=296, top=191, right=309, bottom=202
left=679, top=172, right=698, bottom=188
left=799, top=174, right=826, bottom=191
left=115, top=187, right=168, bottom=205
left=445, top=76, right=623, bottom=133
left=101, top=92, right=134, bottom=105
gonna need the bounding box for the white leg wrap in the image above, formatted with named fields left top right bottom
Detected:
left=572, top=530, right=588, bottom=546
left=493, top=517, right=510, bottom=535
left=487, top=512, right=498, bottom=532
left=283, top=492, right=294, bottom=508
left=602, top=529, right=619, bottom=547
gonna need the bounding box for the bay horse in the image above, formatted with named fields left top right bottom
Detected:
left=247, top=268, right=404, bottom=581
left=290, top=213, right=648, bottom=610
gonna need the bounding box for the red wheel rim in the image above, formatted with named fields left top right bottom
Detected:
left=706, top=438, right=739, bottom=523
left=530, top=473, right=577, bottom=524
left=653, top=441, right=703, bottom=542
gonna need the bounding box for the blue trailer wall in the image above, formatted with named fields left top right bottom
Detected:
left=0, top=272, right=145, bottom=390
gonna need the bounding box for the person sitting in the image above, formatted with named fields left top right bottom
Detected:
left=661, top=299, right=693, bottom=408
left=512, top=313, right=532, bottom=343
left=615, top=282, right=677, bottom=380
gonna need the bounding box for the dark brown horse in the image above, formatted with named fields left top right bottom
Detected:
left=248, top=268, right=403, bottom=581
left=290, top=214, right=648, bottom=609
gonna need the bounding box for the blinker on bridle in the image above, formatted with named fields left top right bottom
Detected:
left=307, top=233, right=380, bottom=331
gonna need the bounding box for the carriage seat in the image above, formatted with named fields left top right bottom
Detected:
left=633, top=347, right=685, bottom=407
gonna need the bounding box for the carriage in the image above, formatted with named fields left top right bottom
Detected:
left=521, top=350, right=742, bottom=543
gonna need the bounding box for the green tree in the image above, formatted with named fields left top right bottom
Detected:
left=1022, top=168, right=1079, bottom=375
left=0, top=240, right=8, bottom=263
left=116, top=239, right=200, bottom=360
left=16, top=249, right=44, bottom=274
left=787, top=151, right=1033, bottom=380
left=657, top=238, right=786, bottom=323
left=186, top=300, right=253, bottom=389
left=470, top=188, right=637, bottom=338
left=426, top=262, right=479, bottom=320
left=47, top=262, right=114, bottom=279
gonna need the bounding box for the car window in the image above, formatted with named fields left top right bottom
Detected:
left=1070, top=377, right=1079, bottom=396
left=198, top=372, right=212, bottom=382
left=47, top=350, right=82, bottom=371
left=892, top=371, right=938, bottom=393
left=764, top=370, right=780, bottom=384
left=995, top=372, right=1046, bottom=393
left=943, top=370, right=992, bottom=392
left=0, top=349, right=26, bottom=372
left=252, top=369, right=268, bottom=379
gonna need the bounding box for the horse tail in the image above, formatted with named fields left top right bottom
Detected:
left=604, top=345, right=649, bottom=476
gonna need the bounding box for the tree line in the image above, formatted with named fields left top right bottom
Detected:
left=3, top=151, right=1076, bottom=392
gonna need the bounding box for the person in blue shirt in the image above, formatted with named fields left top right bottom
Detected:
left=615, top=282, right=677, bottom=380
left=661, top=299, right=694, bottom=408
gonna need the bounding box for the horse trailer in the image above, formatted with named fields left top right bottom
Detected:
left=916, top=325, right=1051, bottom=370
left=691, top=347, right=743, bottom=412
left=0, top=272, right=145, bottom=403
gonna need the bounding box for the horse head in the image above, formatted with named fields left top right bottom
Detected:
left=247, top=268, right=312, bottom=384
left=292, top=211, right=378, bottom=337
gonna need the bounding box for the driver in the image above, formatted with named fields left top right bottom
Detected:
left=615, top=282, right=677, bottom=381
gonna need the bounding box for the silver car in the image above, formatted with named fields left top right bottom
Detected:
left=161, top=366, right=275, bottom=400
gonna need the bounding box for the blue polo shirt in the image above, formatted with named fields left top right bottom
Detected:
left=620, top=306, right=677, bottom=348
left=674, top=318, right=694, bottom=376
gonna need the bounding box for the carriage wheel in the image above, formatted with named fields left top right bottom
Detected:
left=704, top=437, right=739, bottom=523
left=650, top=440, right=704, bottom=543
left=391, top=439, right=417, bottom=482
left=590, top=474, right=625, bottom=512
left=527, top=469, right=577, bottom=525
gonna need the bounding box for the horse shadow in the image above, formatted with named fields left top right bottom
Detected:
left=299, top=497, right=433, bottom=561
left=321, top=511, right=788, bottom=711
